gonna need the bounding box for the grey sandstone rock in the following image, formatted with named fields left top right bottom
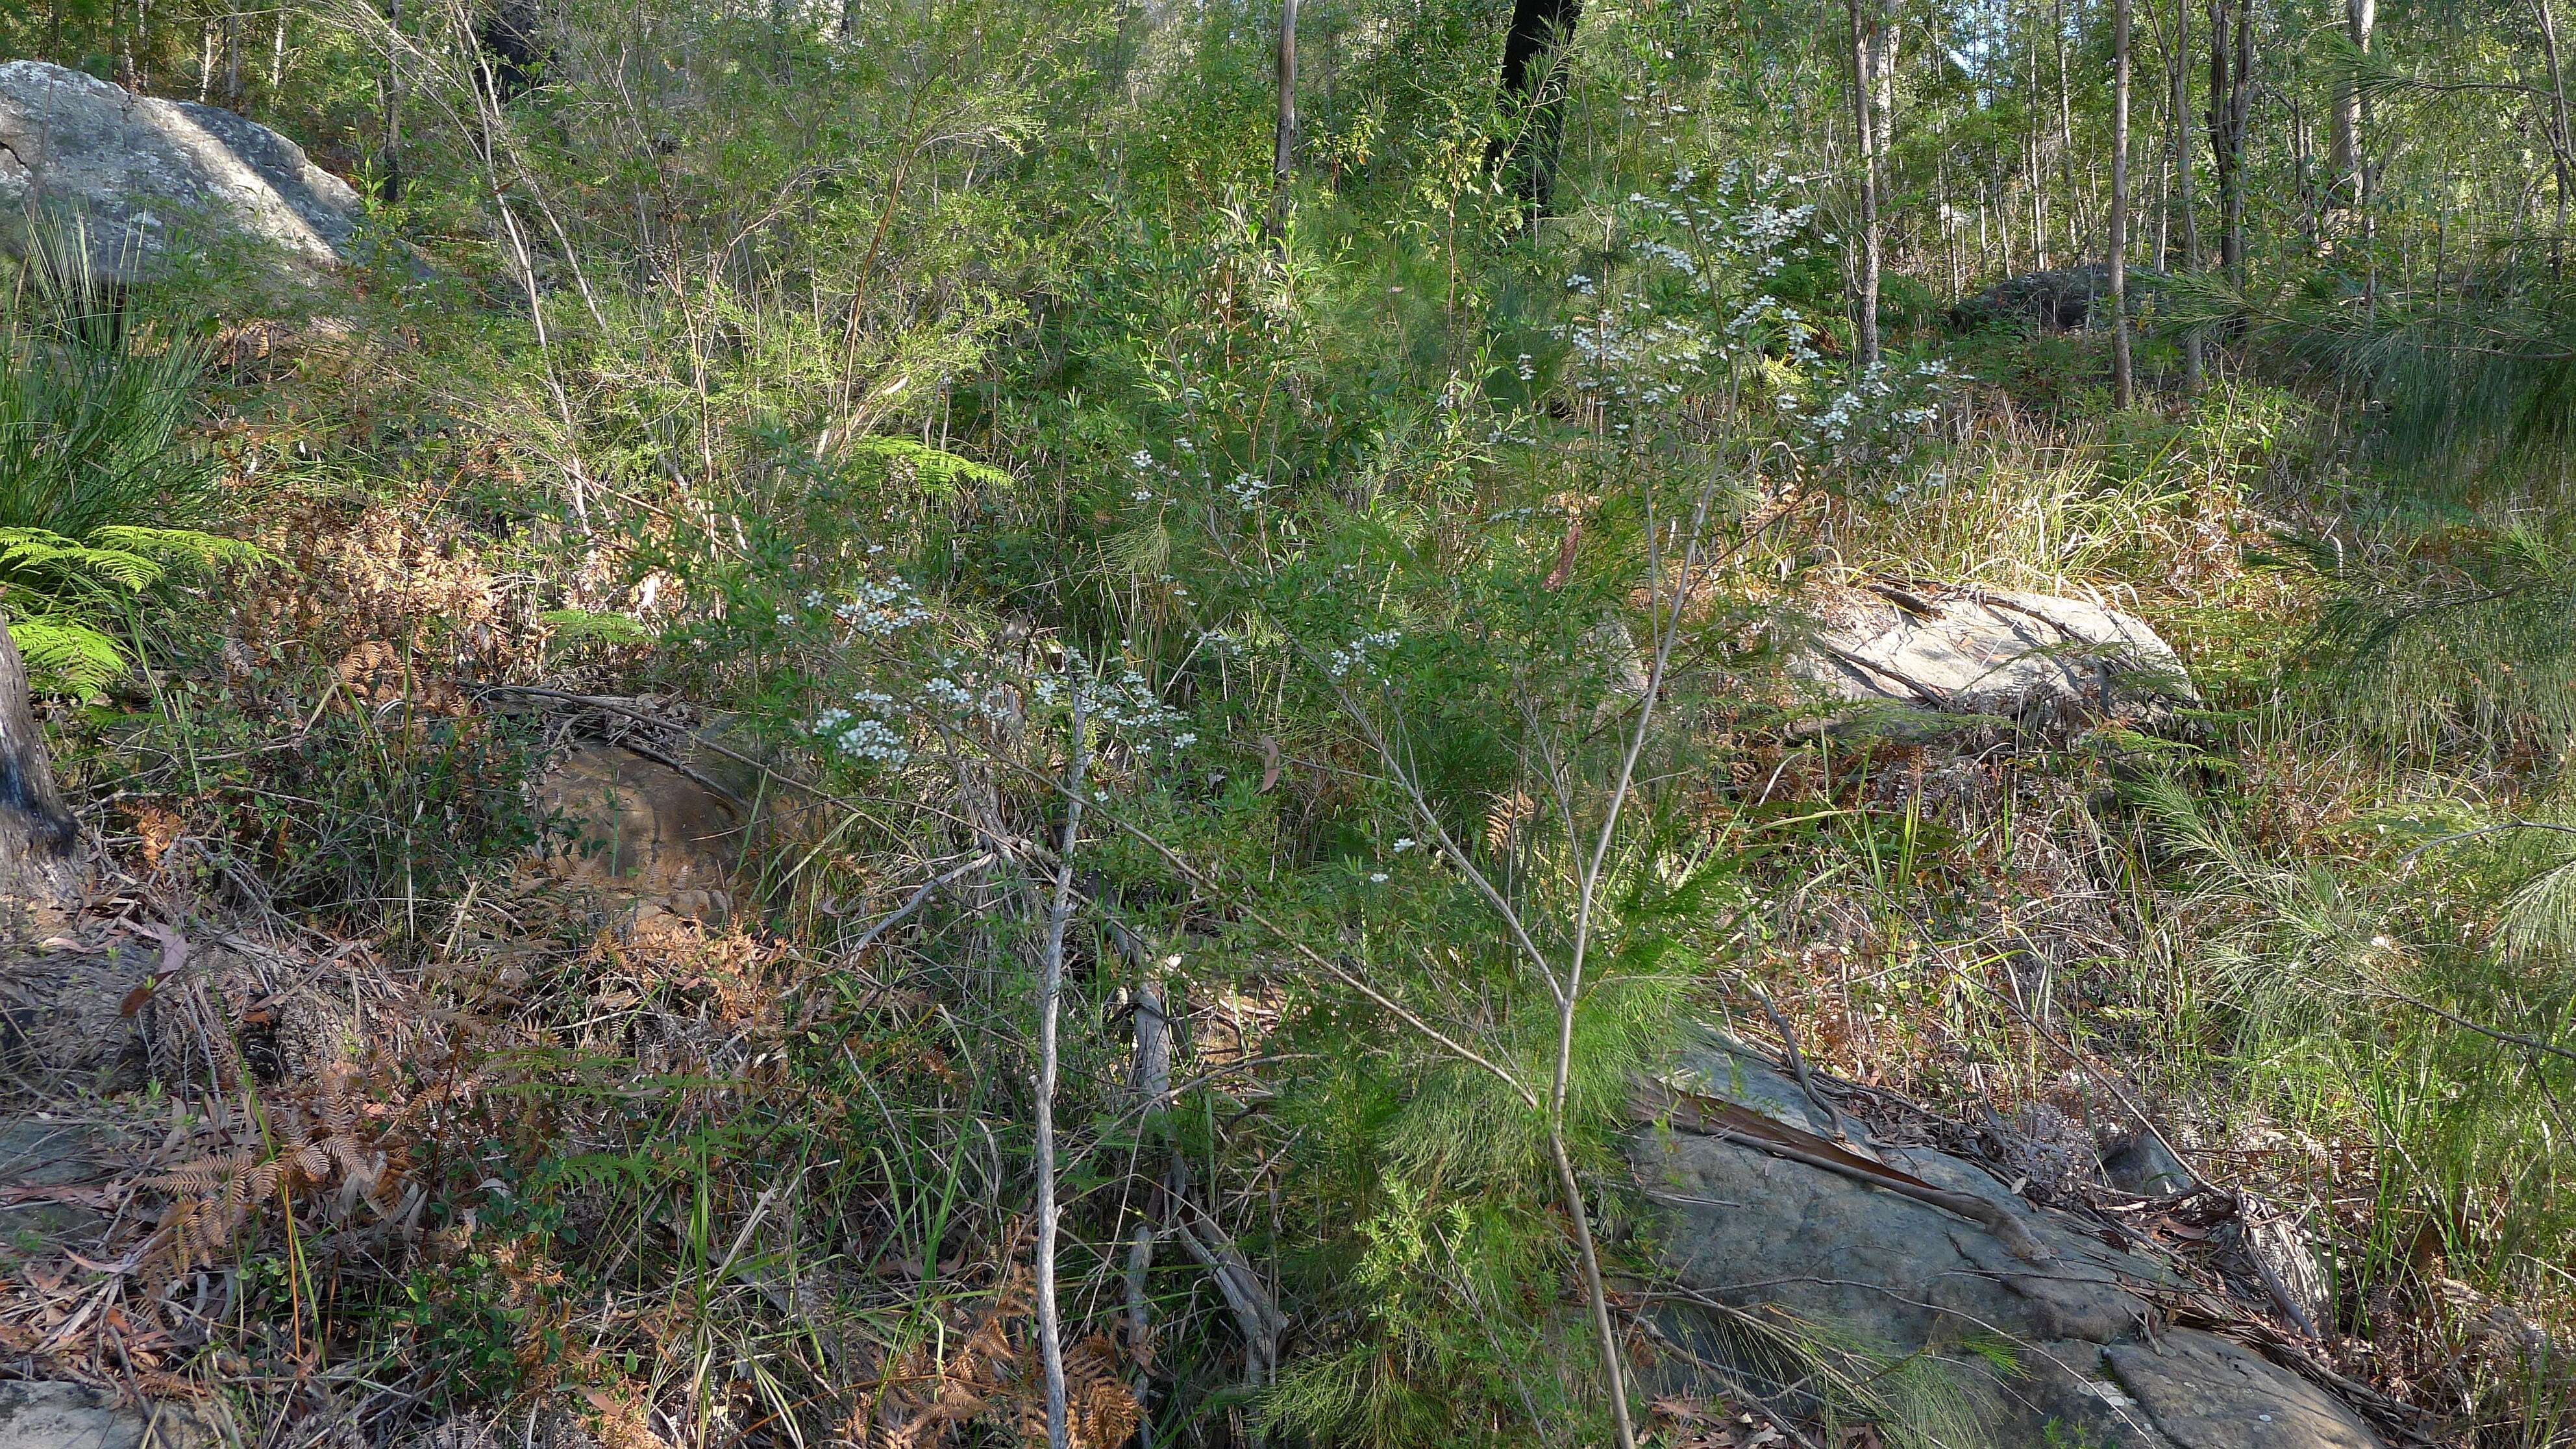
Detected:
left=2101, top=1130, right=2198, bottom=1198
left=0, top=60, right=362, bottom=284
left=0, top=1381, right=219, bottom=1449
left=1953, top=264, right=2168, bottom=331
left=1792, top=579, right=2197, bottom=730
left=0, top=1115, right=128, bottom=1252
left=0, top=941, right=148, bottom=1091
left=1631, top=1034, right=2386, bottom=1447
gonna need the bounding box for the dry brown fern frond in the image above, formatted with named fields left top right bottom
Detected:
left=869, top=1257, right=1139, bottom=1449
left=145, top=1147, right=260, bottom=1276
left=1022, top=1334, right=1141, bottom=1449
left=142, top=1066, right=406, bottom=1276
left=874, top=1265, right=1025, bottom=1449
left=591, top=913, right=784, bottom=1028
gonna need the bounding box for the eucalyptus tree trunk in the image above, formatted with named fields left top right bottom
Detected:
left=2331, top=0, right=2375, bottom=224
left=2172, top=0, right=2205, bottom=388
left=1871, top=0, right=1899, bottom=203
left=384, top=0, right=404, bottom=203
left=2208, top=0, right=2251, bottom=297
left=2536, top=0, right=2573, bottom=273
left=2227, top=0, right=2252, bottom=287
left=1847, top=0, right=1883, bottom=369
left=2057, top=0, right=2080, bottom=258
left=1494, top=0, right=1585, bottom=214
left=2112, top=0, right=2135, bottom=407
left=1268, top=0, right=1298, bottom=242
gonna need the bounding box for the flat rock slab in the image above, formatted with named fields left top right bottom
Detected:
left=0, top=1116, right=124, bottom=1247
left=0, top=1381, right=219, bottom=1449
left=1631, top=1034, right=2384, bottom=1448
left=0, top=942, right=148, bottom=1090
left=2105, top=1334, right=2384, bottom=1449
left=1791, top=579, right=2196, bottom=730
left=0, top=60, right=361, bottom=284
left=535, top=742, right=763, bottom=923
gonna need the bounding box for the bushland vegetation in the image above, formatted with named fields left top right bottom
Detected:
left=5, top=0, right=2576, bottom=1443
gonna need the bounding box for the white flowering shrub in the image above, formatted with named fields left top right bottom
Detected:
left=1553, top=148, right=1958, bottom=475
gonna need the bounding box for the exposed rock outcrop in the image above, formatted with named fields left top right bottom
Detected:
left=535, top=738, right=771, bottom=924
left=0, top=60, right=362, bottom=284
left=1632, top=1035, right=2388, bottom=1448
left=1790, top=578, right=2197, bottom=730
left=0, top=1381, right=219, bottom=1449
left=1953, top=264, right=2167, bottom=331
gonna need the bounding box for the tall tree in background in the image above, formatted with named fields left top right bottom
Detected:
left=1848, top=0, right=1884, bottom=368
left=2331, top=0, right=2376, bottom=229
left=1494, top=0, right=1584, bottom=212
left=2112, top=0, right=2135, bottom=405
left=2057, top=0, right=2081, bottom=258
left=2537, top=0, right=2573, bottom=271
left=1269, top=0, right=1298, bottom=241
left=2209, top=0, right=2252, bottom=296
left=383, top=0, right=404, bottom=202
left=2171, top=0, right=2205, bottom=388
left=1872, top=0, right=1900, bottom=207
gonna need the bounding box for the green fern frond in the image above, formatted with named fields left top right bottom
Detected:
left=539, top=608, right=655, bottom=647
left=87, top=525, right=275, bottom=569
left=6, top=612, right=130, bottom=693
left=0, top=527, right=162, bottom=591
left=842, top=435, right=1015, bottom=497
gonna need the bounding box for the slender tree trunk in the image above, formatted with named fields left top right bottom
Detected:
left=269, top=7, right=289, bottom=96
left=2155, top=72, right=2171, bottom=272
left=2208, top=0, right=2249, bottom=295
left=2174, top=0, right=2205, bottom=388
left=2057, top=0, right=2079, bottom=257
left=1268, top=0, right=1298, bottom=242
left=1872, top=0, right=1899, bottom=203
left=2331, top=0, right=2374, bottom=225
left=1942, top=149, right=1964, bottom=296
left=1848, top=0, right=1883, bottom=369
left=2227, top=0, right=2251, bottom=288
left=1494, top=0, right=1585, bottom=214
left=2113, top=0, right=2135, bottom=406
left=2536, top=0, right=2573, bottom=273
left=1034, top=687, right=1089, bottom=1449
left=2029, top=28, right=2050, bottom=268
left=384, top=0, right=404, bottom=203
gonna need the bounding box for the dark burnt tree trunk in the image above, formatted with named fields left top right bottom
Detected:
left=1492, top=0, right=1584, bottom=216
left=0, top=612, right=79, bottom=917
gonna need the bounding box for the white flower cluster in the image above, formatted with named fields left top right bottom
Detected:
left=1724, top=295, right=1818, bottom=365
left=1558, top=159, right=1830, bottom=415
left=1567, top=310, right=1715, bottom=408
left=1785, top=358, right=1953, bottom=463
left=835, top=572, right=932, bottom=636
left=1322, top=628, right=1403, bottom=681
left=1032, top=662, right=1197, bottom=758
left=812, top=695, right=911, bottom=767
